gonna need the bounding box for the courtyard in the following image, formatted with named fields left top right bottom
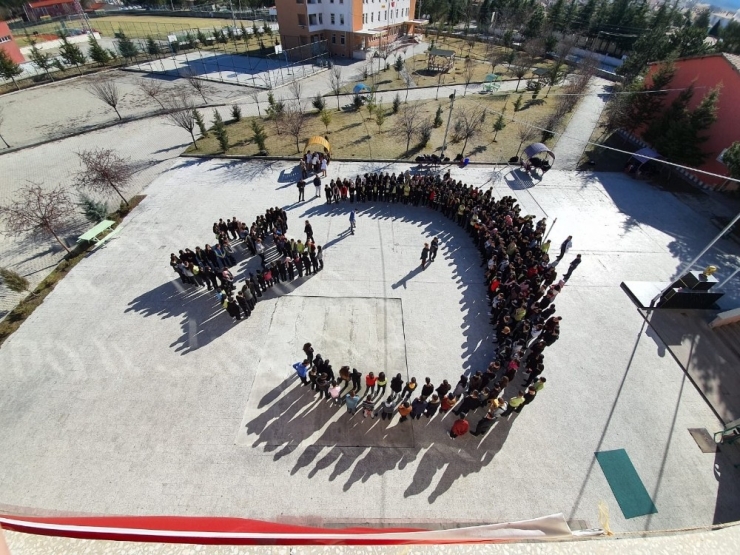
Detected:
left=0, top=159, right=738, bottom=533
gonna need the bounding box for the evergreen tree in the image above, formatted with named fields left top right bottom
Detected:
left=78, top=194, right=109, bottom=224
left=146, top=36, right=160, bottom=56
left=250, top=120, right=268, bottom=152
left=617, top=32, right=673, bottom=84
left=645, top=85, right=719, bottom=165
left=28, top=40, right=54, bottom=81
left=88, top=34, right=111, bottom=66
left=670, top=26, right=710, bottom=58
left=562, top=0, right=578, bottom=32
left=718, top=20, right=740, bottom=54
left=434, top=105, right=444, bottom=128
left=116, top=31, right=139, bottom=60
left=59, top=34, right=86, bottom=75
left=573, top=0, right=596, bottom=33
left=231, top=104, right=242, bottom=122
left=212, top=109, right=229, bottom=152
left=493, top=110, right=506, bottom=141
left=625, top=62, right=675, bottom=132
left=194, top=109, right=208, bottom=137
left=547, top=0, right=566, bottom=31
left=525, top=6, right=545, bottom=38
left=197, top=30, right=208, bottom=46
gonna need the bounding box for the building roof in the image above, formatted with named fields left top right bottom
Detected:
left=647, top=52, right=740, bottom=77
left=723, top=53, right=740, bottom=72
left=27, top=0, right=75, bottom=9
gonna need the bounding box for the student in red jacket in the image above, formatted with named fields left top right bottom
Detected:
left=449, top=415, right=470, bottom=439
left=365, top=372, right=378, bottom=398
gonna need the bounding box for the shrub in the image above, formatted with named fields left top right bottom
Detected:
left=312, top=94, right=326, bottom=112
left=231, top=104, right=242, bottom=122
left=392, top=93, right=401, bottom=114
left=78, top=194, right=109, bottom=224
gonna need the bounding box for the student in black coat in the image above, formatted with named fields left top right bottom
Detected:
left=471, top=411, right=497, bottom=436
left=390, top=373, right=404, bottom=400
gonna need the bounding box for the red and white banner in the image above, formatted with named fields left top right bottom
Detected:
left=0, top=513, right=601, bottom=545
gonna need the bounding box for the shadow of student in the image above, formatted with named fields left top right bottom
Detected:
left=391, top=264, right=425, bottom=289
left=125, top=278, right=237, bottom=355
left=243, top=370, right=519, bottom=502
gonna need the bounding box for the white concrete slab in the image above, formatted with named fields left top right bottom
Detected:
left=0, top=162, right=738, bottom=533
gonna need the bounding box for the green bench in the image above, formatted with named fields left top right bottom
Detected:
left=77, top=220, right=117, bottom=246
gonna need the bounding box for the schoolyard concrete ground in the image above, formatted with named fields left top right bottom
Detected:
left=0, top=57, right=550, bottom=316
left=1, top=160, right=739, bottom=534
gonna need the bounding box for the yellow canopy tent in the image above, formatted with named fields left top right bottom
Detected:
left=304, top=136, right=331, bottom=154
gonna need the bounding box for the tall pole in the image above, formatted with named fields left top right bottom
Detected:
left=719, top=264, right=740, bottom=289
left=440, top=89, right=456, bottom=158
left=650, top=209, right=740, bottom=307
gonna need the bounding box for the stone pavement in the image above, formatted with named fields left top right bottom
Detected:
left=0, top=161, right=739, bottom=534
left=554, top=77, right=611, bottom=170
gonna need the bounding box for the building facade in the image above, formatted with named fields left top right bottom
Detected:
left=275, top=0, right=418, bottom=58
left=0, top=21, right=24, bottom=64
left=645, top=54, right=740, bottom=190
left=24, top=0, right=78, bottom=22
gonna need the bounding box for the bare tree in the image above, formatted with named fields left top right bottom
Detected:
left=399, top=102, right=420, bottom=154
left=249, top=89, right=262, bottom=117
left=183, top=70, right=209, bottom=103
left=139, top=78, right=168, bottom=109
left=282, top=102, right=306, bottom=154
left=489, top=49, right=507, bottom=74
left=512, top=65, right=528, bottom=92
left=288, top=78, right=303, bottom=105
left=328, top=65, right=343, bottom=111
left=515, top=119, right=538, bottom=157
left=463, top=56, right=475, bottom=96
left=523, top=37, right=546, bottom=61
left=452, top=105, right=485, bottom=158
left=76, top=148, right=135, bottom=206
left=87, top=77, right=123, bottom=120
left=0, top=183, right=76, bottom=253
left=164, top=94, right=199, bottom=149
left=402, top=69, right=414, bottom=101
left=0, top=106, right=10, bottom=148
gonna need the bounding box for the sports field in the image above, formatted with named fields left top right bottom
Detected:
left=14, top=15, right=270, bottom=46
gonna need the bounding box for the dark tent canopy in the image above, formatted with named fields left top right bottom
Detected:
left=522, top=143, right=555, bottom=162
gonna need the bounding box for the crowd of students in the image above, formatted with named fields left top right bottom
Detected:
left=168, top=207, right=324, bottom=322
left=289, top=169, right=575, bottom=439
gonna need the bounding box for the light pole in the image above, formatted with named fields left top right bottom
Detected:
left=440, top=89, right=456, bottom=159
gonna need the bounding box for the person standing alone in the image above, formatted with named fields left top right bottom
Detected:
left=420, top=243, right=430, bottom=270
left=297, top=179, right=306, bottom=202
left=563, top=254, right=582, bottom=281
left=556, top=235, right=572, bottom=261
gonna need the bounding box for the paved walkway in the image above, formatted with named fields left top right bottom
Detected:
left=554, top=77, right=611, bottom=170
left=1, top=163, right=739, bottom=533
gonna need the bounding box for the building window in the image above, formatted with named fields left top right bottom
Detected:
left=378, top=11, right=380, bottom=20
left=331, top=13, right=335, bottom=24
left=296, top=0, right=304, bottom=3
left=395, top=9, right=398, bottom=17
left=309, top=14, right=317, bottom=25
left=340, top=14, right=344, bottom=24
left=298, top=14, right=306, bottom=25
left=340, top=0, right=343, bottom=3
left=0, top=36, right=11, bottom=44
left=371, top=13, right=373, bottom=22
left=363, top=14, right=367, bottom=23
left=318, top=13, right=323, bottom=24
left=332, top=34, right=336, bottom=43
left=340, top=34, right=345, bottom=44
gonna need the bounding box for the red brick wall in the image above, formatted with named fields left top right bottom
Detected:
left=0, top=22, right=24, bottom=64
left=645, top=55, right=740, bottom=188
